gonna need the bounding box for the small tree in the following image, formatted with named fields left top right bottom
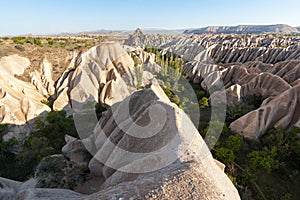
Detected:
left=134, top=57, right=143, bottom=89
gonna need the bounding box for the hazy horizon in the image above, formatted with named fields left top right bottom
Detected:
left=1, top=0, right=300, bottom=36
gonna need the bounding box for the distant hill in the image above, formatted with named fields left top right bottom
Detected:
left=48, top=24, right=300, bottom=36
left=78, top=28, right=184, bottom=35
left=183, top=24, right=300, bottom=34
left=138, top=28, right=184, bottom=35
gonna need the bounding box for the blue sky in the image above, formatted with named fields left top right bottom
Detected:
left=0, top=0, right=299, bottom=36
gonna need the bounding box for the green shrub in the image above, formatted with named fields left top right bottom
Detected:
left=261, top=126, right=300, bottom=170
left=46, top=38, right=54, bottom=45
left=0, top=110, right=78, bottom=181
left=215, top=147, right=235, bottom=165
left=226, top=104, right=255, bottom=123
left=163, top=87, right=173, bottom=98
left=17, top=136, right=54, bottom=162
left=13, top=37, right=25, bottom=45
left=247, top=147, right=279, bottom=174
left=226, top=135, right=243, bottom=153
left=41, top=99, right=51, bottom=107
left=199, top=97, right=209, bottom=108
left=33, top=38, right=42, bottom=46
left=170, top=95, right=180, bottom=105
left=0, top=124, right=8, bottom=134
left=195, top=90, right=206, bottom=100
left=36, top=110, right=78, bottom=150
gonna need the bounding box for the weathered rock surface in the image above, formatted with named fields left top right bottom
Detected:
left=53, top=42, right=136, bottom=114
left=0, top=83, right=240, bottom=199
left=18, top=188, right=85, bottom=200
left=184, top=24, right=300, bottom=34
left=0, top=176, right=84, bottom=200
left=0, top=55, right=51, bottom=137
left=30, top=58, right=55, bottom=96
left=87, top=160, right=238, bottom=200
left=0, top=178, right=37, bottom=200
left=85, top=83, right=240, bottom=199
left=126, top=31, right=300, bottom=139
left=125, top=31, right=300, bottom=64
left=230, top=84, right=300, bottom=139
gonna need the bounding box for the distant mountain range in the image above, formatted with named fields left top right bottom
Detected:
left=72, top=28, right=184, bottom=35
left=54, top=24, right=300, bottom=36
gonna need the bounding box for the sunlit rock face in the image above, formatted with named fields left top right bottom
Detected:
left=84, top=83, right=240, bottom=199
left=125, top=32, right=300, bottom=139
left=0, top=55, right=51, bottom=138
left=54, top=42, right=136, bottom=114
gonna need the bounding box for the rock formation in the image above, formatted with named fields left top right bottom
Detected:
left=85, top=83, right=239, bottom=199
left=125, top=31, right=300, bottom=139
left=0, top=55, right=51, bottom=137
left=2, top=31, right=300, bottom=198
left=125, top=31, right=300, bottom=64
left=183, top=24, right=299, bottom=34
left=53, top=42, right=136, bottom=114
left=230, top=84, right=300, bottom=139
left=0, top=82, right=240, bottom=199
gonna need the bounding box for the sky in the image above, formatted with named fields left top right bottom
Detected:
left=0, top=0, right=299, bottom=36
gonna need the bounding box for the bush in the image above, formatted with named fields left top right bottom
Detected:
left=13, top=37, right=26, bottom=45
left=226, top=104, right=255, bottom=123
left=41, top=99, right=51, bottom=108
left=163, top=87, right=173, bottom=98
left=195, top=90, right=206, bottom=100
left=261, top=126, right=300, bottom=170
left=0, top=124, right=8, bottom=134
left=215, top=147, right=235, bottom=165
left=247, top=147, right=279, bottom=174
left=46, top=38, right=54, bottom=45
left=199, top=97, right=209, bottom=108
left=33, top=38, right=42, bottom=46
left=0, top=111, right=78, bottom=181
left=170, top=95, right=180, bottom=105
left=36, top=110, right=78, bottom=150
left=226, top=135, right=243, bottom=153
